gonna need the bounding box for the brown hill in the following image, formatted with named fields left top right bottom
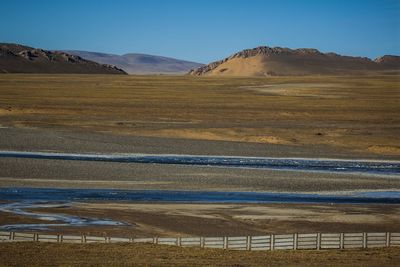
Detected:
left=374, top=55, right=400, bottom=68
left=189, top=46, right=400, bottom=76
left=0, top=43, right=126, bottom=74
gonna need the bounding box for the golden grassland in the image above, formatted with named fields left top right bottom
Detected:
left=0, top=74, right=399, bottom=266
left=0, top=74, right=399, bottom=156
left=0, top=242, right=399, bottom=267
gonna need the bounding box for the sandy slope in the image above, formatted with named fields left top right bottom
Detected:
left=190, top=46, right=400, bottom=76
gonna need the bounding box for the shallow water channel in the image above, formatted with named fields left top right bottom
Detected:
left=0, top=187, right=399, bottom=231
left=1, top=151, right=399, bottom=175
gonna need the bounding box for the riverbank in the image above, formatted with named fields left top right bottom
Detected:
left=2, top=156, right=400, bottom=193
left=1, top=198, right=399, bottom=237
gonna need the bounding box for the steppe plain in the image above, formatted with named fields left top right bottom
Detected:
left=0, top=74, right=399, bottom=266
left=0, top=74, right=399, bottom=191
left=1, top=74, right=399, bottom=158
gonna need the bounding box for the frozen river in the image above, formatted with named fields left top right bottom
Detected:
left=1, top=151, right=399, bottom=175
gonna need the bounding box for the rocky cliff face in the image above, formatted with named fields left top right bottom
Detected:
left=189, top=46, right=400, bottom=76
left=0, top=43, right=126, bottom=74
left=374, top=55, right=400, bottom=68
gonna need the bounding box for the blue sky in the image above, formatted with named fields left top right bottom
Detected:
left=1, top=0, right=399, bottom=63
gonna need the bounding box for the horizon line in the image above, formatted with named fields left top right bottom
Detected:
left=2, top=41, right=399, bottom=63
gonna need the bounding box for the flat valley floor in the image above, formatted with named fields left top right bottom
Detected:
left=0, top=74, right=399, bottom=192
left=0, top=74, right=399, bottom=265
left=0, top=74, right=399, bottom=158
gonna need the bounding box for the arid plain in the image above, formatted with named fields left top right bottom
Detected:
left=0, top=74, right=399, bottom=265
left=1, top=74, right=399, bottom=158
left=0, top=74, right=399, bottom=193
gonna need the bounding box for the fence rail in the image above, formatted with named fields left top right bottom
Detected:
left=0, top=231, right=399, bottom=251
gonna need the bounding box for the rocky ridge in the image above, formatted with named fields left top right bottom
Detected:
left=0, top=43, right=126, bottom=74
left=189, top=46, right=400, bottom=76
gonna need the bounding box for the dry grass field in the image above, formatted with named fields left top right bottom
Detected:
left=0, top=74, right=399, bottom=266
left=0, top=74, right=399, bottom=158
left=1, top=74, right=400, bottom=193
left=0, top=242, right=399, bottom=267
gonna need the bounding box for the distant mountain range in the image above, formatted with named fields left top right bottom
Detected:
left=0, top=43, right=126, bottom=74
left=2, top=43, right=399, bottom=76
left=189, top=46, right=400, bottom=76
left=63, top=50, right=203, bottom=74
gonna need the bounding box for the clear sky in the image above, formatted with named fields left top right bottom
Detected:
left=1, top=0, right=399, bottom=63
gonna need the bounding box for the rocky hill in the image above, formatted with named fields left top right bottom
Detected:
left=374, top=55, right=400, bottom=68
left=0, top=43, right=126, bottom=74
left=189, top=46, right=400, bottom=76
left=63, top=50, right=203, bottom=74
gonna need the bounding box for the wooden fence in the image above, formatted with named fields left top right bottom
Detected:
left=1, top=231, right=399, bottom=251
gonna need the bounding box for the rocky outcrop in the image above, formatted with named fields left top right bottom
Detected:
left=374, top=55, right=400, bottom=68
left=189, top=46, right=400, bottom=76
left=0, top=43, right=126, bottom=74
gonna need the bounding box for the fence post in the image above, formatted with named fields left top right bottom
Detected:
left=386, top=232, right=390, bottom=247
left=246, top=236, right=251, bottom=251
left=317, top=233, right=321, bottom=250
left=363, top=232, right=367, bottom=249
left=13, top=231, right=395, bottom=251
left=340, top=233, right=344, bottom=249
left=270, top=234, right=274, bottom=250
